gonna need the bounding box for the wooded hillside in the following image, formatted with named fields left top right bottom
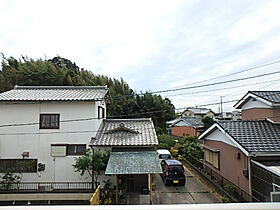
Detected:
left=0, top=55, right=175, bottom=131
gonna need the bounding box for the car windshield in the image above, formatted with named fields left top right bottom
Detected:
left=159, top=154, right=171, bottom=159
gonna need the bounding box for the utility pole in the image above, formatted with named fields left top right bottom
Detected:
left=220, top=96, right=224, bottom=117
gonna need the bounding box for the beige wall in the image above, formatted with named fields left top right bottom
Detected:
left=204, top=140, right=249, bottom=194
left=242, top=108, right=280, bottom=122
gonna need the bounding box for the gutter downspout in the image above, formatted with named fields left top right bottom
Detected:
left=248, top=156, right=252, bottom=196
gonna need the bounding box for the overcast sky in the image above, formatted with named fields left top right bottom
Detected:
left=1, top=0, right=280, bottom=113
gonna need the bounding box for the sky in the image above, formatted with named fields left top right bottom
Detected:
left=1, top=0, right=280, bottom=113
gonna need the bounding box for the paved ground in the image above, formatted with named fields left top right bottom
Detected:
left=126, top=166, right=221, bottom=204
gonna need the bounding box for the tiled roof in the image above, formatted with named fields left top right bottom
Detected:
left=105, top=151, right=162, bottom=174
left=0, top=86, right=108, bottom=101
left=91, top=118, right=158, bottom=146
left=250, top=91, right=280, bottom=103
left=218, top=120, right=280, bottom=153
left=169, top=117, right=204, bottom=128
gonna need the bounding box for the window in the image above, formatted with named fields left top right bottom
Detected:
left=98, top=106, right=105, bottom=119
left=0, top=159, right=37, bottom=173
left=67, top=144, right=86, bottom=155
left=40, top=114, right=60, bottom=129
left=51, top=145, right=67, bottom=157
left=205, top=149, right=220, bottom=169
left=52, top=144, right=86, bottom=156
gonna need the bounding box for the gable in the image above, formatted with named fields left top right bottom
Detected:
left=242, top=97, right=271, bottom=110
left=205, top=129, right=238, bottom=148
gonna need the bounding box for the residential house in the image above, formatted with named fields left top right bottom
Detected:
left=166, top=117, right=204, bottom=137
left=90, top=118, right=162, bottom=203
left=181, top=107, right=215, bottom=119
left=0, top=86, right=108, bottom=183
left=234, top=91, right=280, bottom=122
left=199, top=119, right=280, bottom=201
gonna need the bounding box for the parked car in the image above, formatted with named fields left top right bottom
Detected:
left=157, top=149, right=172, bottom=161
left=161, top=159, right=186, bottom=186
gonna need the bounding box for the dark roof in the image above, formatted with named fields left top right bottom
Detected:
left=169, top=117, right=204, bottom=128
left=250, top=91, right=280, bottom=103
left=217, top=120, right=280, bottom=153
left=234, top=91, right=280, bottom=108
left=90, top=118, right=158, bottom=146
left=0, top=86, right=108, bottom=101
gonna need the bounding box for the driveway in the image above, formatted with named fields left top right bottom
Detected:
left=126, top=166, right=221, bottom=204
left=152, top=166, right=221, bottom=204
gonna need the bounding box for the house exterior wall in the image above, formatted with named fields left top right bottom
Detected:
left=182, top=110, right=214, bottom=119
left=204, top=139, right=249, bottom=194
left=242, top=108, right=280, bottom=122
left=0, top=100, right=106, bottom=182
left=171, top=126, right=199, bottom=137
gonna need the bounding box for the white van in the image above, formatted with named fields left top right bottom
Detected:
left=157, top=149, right=172, bottom=161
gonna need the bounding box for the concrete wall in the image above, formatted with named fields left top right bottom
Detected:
left=204, top=140, right=249, bottom=194
left=171, top=126, right=199, bottom=137
left=242, top=108, right=280, bottom=122
left=0, top=100, right=106, bottom=182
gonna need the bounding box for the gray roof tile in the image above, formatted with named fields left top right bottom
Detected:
left=218, top=120, right=280, bottom=153
left=91, top=118, right=158, bottom=146
left=0, top=86, right=108, bottom=101
left=105, top=151, right=162, bottom=174
left=169, top=117, right=204, bottom=128
left=250, top=91, right=280, bottom=103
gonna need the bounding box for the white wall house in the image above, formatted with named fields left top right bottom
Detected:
left=0, top=86, right=108, bottom=183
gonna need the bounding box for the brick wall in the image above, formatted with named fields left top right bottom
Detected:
left=242, top=108, right=280, bottom=122
left=204, top=140, right=249, bottom=194
left=171, top=126, right=199, bottom=137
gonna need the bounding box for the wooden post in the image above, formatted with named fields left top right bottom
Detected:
left=116, top=175, right=119, bottom=204
left=149, top=174, right=153, bottom=205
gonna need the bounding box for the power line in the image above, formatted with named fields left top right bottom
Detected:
left=170, top=59, right=280, bottom=89
left=163, top=78, right=280, bottom=98
left=150, top=70, right=280, bottom=94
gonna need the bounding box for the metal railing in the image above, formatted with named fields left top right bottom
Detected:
left=184, top=154, right=260, bottom=202
left=0, top=182, right=93, bottom=193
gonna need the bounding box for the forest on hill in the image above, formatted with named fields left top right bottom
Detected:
left=0, top=55, right=175, bottom=131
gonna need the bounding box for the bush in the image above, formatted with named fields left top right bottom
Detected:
left=157, top=143, right=169, bottom=150
left=157, top=134, right=176, bottom=149
left=170, top=148, right=178, bottom=157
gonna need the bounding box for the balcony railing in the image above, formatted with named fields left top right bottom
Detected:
left=0, top=182, right=93, bottom=193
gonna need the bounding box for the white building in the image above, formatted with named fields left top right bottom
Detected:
left=0, top=86, right=108, bottom=183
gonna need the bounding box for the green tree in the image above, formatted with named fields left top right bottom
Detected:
left=72, top=149, right=109, bottom=188
left=157, top=134, right=176, bottom=150
left=202, top=116, right=215, bottom=131
left=0, top=55, right=175, bottom=131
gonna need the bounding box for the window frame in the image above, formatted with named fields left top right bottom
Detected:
left=66, top=144, right=86, bottom=156
left=204, top=148, right=220, bottom=170
left=98, top=106, right=105, bottom=119
left=40, top=114, right=60, bottom=129
left=0, top=159, right=37, bottom=173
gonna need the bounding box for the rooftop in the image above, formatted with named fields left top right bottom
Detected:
left=218, top=120, right=280, bottom=153
left=105, top=151, right=162, bottom=174
left=0, top=86, right=108, bottom=101
left=168, top=117, right=204, bottom=128
left=90, top=118, right=158, bottom=146
left=250, top=91, right=280, bottom=103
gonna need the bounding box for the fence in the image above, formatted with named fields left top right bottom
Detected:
left=184, top=154, right=260, bottom=202
left=251, top=161, right=280, bottom=202
left=0, top=182, right=93, bottom=193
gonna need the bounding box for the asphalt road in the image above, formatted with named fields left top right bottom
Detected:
left=152, top=167, right=221, bottom=204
